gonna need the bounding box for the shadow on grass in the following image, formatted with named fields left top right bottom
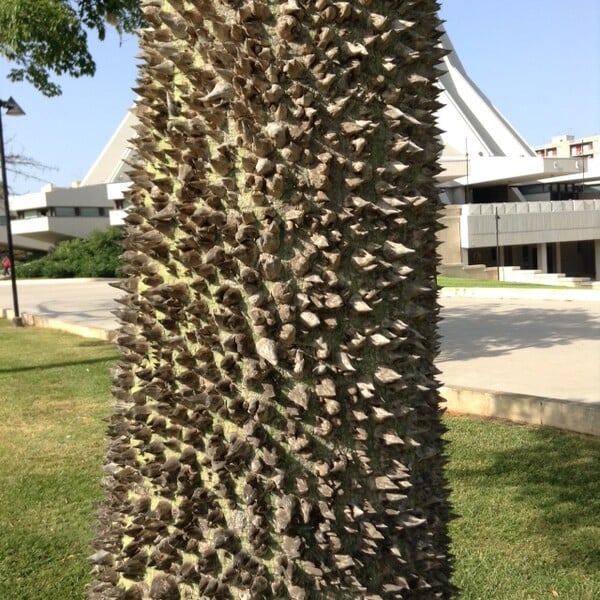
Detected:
left=0, top=356, right=115, bottom=374
left=452, top=424, right=600, bottom=574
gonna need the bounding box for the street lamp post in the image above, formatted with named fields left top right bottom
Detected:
left=0, top=96, right=26, bottom=326
left=495, top=207, right=501, bottom=281
left=580, top=142, right=586, bottom=199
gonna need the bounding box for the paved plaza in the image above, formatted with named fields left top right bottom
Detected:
left=438, top=295, right=600, bottom=403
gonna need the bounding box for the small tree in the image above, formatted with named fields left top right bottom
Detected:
left=0, top=0, right=143, bottom=96
left=3, top=146, right=57, bottom=188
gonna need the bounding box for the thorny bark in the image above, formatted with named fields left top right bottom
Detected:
left=90, top=1, right=455, bottom=598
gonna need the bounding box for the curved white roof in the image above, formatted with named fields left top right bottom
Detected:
left=437, top=31, right=535, bottom=160
left=84, top=30, right=537, bottom=186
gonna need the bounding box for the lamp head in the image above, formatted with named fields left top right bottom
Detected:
left=3, top=97, right=25, bottom=117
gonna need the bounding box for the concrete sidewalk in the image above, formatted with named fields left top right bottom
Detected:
left=2, top=279, right=599, bottom=436
left=437, top=295, right=600, bottom=436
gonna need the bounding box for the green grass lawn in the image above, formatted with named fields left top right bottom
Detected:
left=437, top=276, right=562, bottom=289
left=0, top=321, right=117, bottom=600
left=0, top=321, right=598, bottom=599
left=447, top=417, right=599, bottom=599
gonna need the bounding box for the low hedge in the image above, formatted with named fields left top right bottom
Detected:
left=17, top=227, right=124, bottom=278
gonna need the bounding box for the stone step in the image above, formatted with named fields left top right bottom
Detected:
left=441, top=263, right=598, bottom=288
left=500, top=268, right=595, bottom=288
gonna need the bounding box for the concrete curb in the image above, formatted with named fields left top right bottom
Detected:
left=0, top=277, right=118, bottom=286
left=441, top=386, right=599, bottom=437
left=1, top=309, right=117, bottom=342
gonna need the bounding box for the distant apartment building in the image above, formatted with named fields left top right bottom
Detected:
left=535, top=134, right=600, bottom=160
left=530, top=134, right=599, bottom=203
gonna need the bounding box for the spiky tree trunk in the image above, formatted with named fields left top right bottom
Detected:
left=90, top=0, right=453, bottom=598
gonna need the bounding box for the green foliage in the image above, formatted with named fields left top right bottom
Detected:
left=0, top=0, right=143, bottom=96
left=447, top=416, right=600, bottom=599
left=17, top=227, right=124, bottom=278
left=0, top=322, right=117, bottom=600
left=437, top=276, right=561, bottom=289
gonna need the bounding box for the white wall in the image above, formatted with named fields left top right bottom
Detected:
left=11, top=216, right=111, bottom=244
left=10, top=183, right=114, bottom=211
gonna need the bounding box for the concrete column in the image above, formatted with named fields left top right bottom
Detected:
left=460, top=248, right=469, bottom=266
left=437, top=205, right=463, bottom=265
left=555, top=243, right=562, bottom=274
left=537, top=243, right=548, bottom=273
left=595, top=240, right=600, bottom=281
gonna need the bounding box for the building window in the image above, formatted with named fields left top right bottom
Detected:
left=79, top=207, right=104, bottom=217
left=570, top=144, right=586, bottom=156
left=520, top=184, right=546, bottom=195
left=54, top=207, right=77, bottom=217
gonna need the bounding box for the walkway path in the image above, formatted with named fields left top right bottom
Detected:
left=2, top=278, right=599, bottom=434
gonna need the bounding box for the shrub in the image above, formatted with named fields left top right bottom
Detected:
left=17, top=227, right=124, bottom=278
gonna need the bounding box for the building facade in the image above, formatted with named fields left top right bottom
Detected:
left=3, top=29, right=599, bottom=281
left=433, top=34, right=599, bottom=281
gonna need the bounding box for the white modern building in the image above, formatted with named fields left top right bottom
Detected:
left=0, top=110, right=136, bottom=250
left=0, top=219, right=53, bottom=252
left=6, top=181, right=129, bottom=247
left=3, top=29, right=599, bottom=280
left=434, top=33, right=600, bottom=282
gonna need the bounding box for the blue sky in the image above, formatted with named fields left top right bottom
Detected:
left=1, top=0, right=599, bottom=194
